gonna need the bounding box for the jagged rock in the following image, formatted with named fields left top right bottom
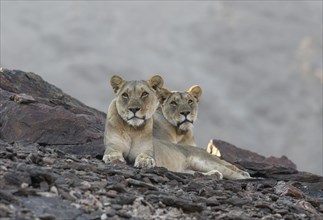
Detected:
left=0, top=69, right=105, bottom=157
left=211, top=139, right=297, bottom=169
left=211, top=139, right=323, bottom=184
left=0, top=69, right=322, bottom=219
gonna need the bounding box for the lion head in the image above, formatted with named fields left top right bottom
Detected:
left=159, top=85, right=202, bottom=131
left=111, top=75, right=164, bottom=127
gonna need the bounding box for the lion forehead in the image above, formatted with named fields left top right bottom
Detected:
left=120, top=81, right=156, bottom=96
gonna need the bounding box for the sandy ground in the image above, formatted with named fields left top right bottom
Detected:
left=1, top=1, right=322, bottom=175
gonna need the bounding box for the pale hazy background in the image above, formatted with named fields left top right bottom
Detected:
left=1, top=1, right=322, bottom=175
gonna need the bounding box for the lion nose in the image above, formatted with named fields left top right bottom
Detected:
left=180, top=111, right=190, bottom=117
left=129, top=107, right=140, bottom=114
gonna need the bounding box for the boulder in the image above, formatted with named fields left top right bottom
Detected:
left=0, top=69, right=105, bottom=157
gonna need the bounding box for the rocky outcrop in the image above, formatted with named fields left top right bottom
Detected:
left=211, top=139, right=322, bottom=183
left=0, top=69, right=105, bottom=157
left=0, top=69, right=322, bottom=219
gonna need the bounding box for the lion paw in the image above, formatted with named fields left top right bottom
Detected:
left=240, top=170, right=251, bottom=178
left=134, top=153, right=156, bottom=168
left=102, top=152, right=125, bottom=164
left=205, top=170, right=223, bottom=180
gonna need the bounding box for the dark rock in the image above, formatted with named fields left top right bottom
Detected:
left=4, top=171, right=31, bottom=186
left=0, top=69, right=105, bottom=157
left=112, top=195, right=136, bottom=205
left=211, top=139, right=297, bottom=169
left=0, top=190, right=19, bottom=204
left=140, top=173, right=169, bottom=184
left=274, top=181, right=304, bottom=199
left=211, top=139, right=323, bottom=183
left=116, top=210, right=132, bottom=218
left=165, top=172, right=190, bottom=184
left=0, top=69, right=322, bottom=219
left=126, top=178, right=158, bottom=191
left=147, top=194, right=205, bottom=212
left=20, top=196, right=82, bottom=219
left=225, top=196, right=252, bottom=206
left=106, top=184, right=128, bottom=193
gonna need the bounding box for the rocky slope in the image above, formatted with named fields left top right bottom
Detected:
left=3, top=2, right=322, bottom=175
left=0, top=69, right=322, bottom=219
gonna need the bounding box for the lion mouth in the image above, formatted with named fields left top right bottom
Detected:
left=127, top=115, right=146, bottom=121
left=177, top=119, right=193, bottom=128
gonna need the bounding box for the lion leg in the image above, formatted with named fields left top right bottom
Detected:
left=102, top=150, right=126, bottom=164
left=187, top=154, right=250, bottom=180
left=183, top=169, right=223, bottom=180
left=203, top=170, right=223, bottom=180
left=134, top=152, right=156, bottom=168
left=209, top=155, right=250, bottom=178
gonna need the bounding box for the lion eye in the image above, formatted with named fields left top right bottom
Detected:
left=188, top=99, right=193, bottom=104
left=170, top=101, right=177, bottom=106
left=141, top=91, right=149, bottom=98
left=122, top=93, right=129, bottom=99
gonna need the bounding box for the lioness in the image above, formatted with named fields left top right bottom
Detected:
left=103, top=75, right=163, bottom=168
left=153, top=85, right=202, bottom=146
left=152, top=87, right=248, bottom=179
left=153, top=86, right=221, bottom=157
left=103, top=75, right=250, bottom=179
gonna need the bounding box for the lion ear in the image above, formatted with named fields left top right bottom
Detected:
left=159, top=88, right=171, bottom=104
left=188, top=85, right=202, bottom=102
left=110, top=75, right=125, bottom=94
left=147, top=75, right=164, bottom=91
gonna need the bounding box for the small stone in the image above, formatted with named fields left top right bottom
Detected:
left=297, top=200, right=319, bottom=215
left=0, top=203, right=15, bottom=215
left=36, top=192, right=57, bottom=197
left=274, top=181, right=304, bottom=199
left=81, top=158, right=89, bottom=163
left=104, top=207, right=116, bottom=217
left=92, top=180, right=108, bottom=188
left=6, top=147, right=14, bottom=152
left=117, top=210, right=131, bottom=218
left=0, top=165, right=8, bottom=172
left=106, top=190, right=118, bottom=198
left=70, top=190, right=82, bottom=200
left=38, top=214, right=56, bottom=220
left=113, top=195, right=136, bottom=205
left=10, top=93, right=36, bottom=104
left=71, top=203, right=82, bottom=209
left=101, top=213, right=108, bottom=220
left=111, top=204, right=122, bottom=210
left=80, top=181, right=91, bottom=190
left=21, top=183, right=29, bottom=189
left=50, top=186, right=58, bottom=195
left=80, top=194, right=103, bottom=209
left=42, top=157, right=55, bottom=165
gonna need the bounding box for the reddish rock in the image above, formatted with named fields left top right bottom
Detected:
left=274, top=181, right=304, bottom=199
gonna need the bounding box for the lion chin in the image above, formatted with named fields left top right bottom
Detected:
left=177, top=121, right=194, bottom=131
left=128, top=118, right=145, bottom=127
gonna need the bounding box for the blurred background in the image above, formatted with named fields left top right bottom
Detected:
left=1, top=1, right=322, bottom=175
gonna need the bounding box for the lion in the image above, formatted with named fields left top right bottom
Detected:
left=102, top=75, right=163, bottom=168
left=153, top=85, right=202, bottom=146
left=153, top=86, right=222, bottom=157
left=103, top=75, right=250, bottom=179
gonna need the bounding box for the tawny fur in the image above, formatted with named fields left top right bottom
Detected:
left=103, top=76, right=250, bottom=179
